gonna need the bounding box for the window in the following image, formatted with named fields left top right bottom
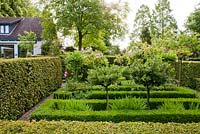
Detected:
left=0, top=25, right=4, bottom=33
left=5, top=25, right=9, bottom=33
left=0, top=25, right=9, bottom=34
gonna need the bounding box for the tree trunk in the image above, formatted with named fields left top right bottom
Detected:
left=106, top=86, right=109, bottom=110
left=78, top=31, right=83, bottom=51
left=146, top=86, right=150, bottom=110
left=178, top=57, right=182, bottom=86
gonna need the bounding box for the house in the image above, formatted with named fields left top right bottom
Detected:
left=0, top=18, right=42, bottom=58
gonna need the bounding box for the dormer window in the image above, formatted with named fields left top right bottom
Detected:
left=0, top=25, right=9, bottom=34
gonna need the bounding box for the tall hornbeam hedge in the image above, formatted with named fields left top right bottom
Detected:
left=175, top=61, right=200, bottom=89
left=0, top=57, right=62, bottom=119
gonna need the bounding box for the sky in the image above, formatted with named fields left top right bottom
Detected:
left=104, top=0, right=199, bottom=49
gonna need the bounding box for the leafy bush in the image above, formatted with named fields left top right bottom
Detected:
left=158, top=101, right=185, bottom=111
left=105, top=55, right=116, bottom=64
left=52, top=100, right=92, bottom=111
left=110, top=97, right=146, bottom=110
left=0, top=57, right=62, bottom=119
left=82, top=52, right=108, bottom=80
left=1, top=120, right=200, bottom=134
left=65, top=51, right=85, bottom=80
left=114, top=55, right=130, bottom=66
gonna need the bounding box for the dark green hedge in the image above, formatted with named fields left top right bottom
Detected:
left=53, top=91, right=197, bottom=100
left=0, top=57, right=62, bottom=120
left=175, top=61, right=200, bottom=89
left=195, top=78, right=200, bottom=91
left=31, top=109, right=200, bottom=123
left=86, top=91, right=196, bottom=99
left=1, top=120, right=200, bottom=134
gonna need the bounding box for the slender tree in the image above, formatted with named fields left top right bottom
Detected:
left=152, top=0, right=177, bottom=38
left=132, top=4, right=152, bottom=44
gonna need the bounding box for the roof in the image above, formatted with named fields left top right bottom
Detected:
left=0, top=18, right=22, bottom=24
left=0, top=18, right=42, bottom=41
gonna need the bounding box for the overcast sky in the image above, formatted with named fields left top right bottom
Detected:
left=105, top=0, right=199, bottom=49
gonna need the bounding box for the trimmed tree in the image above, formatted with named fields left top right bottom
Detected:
left=130, top=43, right=174, bottom=109
left=87, top=65, right=122, bottom=109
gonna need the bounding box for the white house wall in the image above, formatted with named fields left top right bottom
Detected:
left=33, top=41, right=42, bottom=55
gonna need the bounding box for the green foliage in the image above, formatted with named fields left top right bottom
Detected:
left=18, top=31, right=37, bottom=57
left=189, top=102, right=200, bottom=110
left=49, top=0, right=128, bottom=51
left=110, top=97, right=146, bottom=110
left=130, top=43, right=174, bottom=108
left=40, top=7, right=60, bottom=56
left=65, top=51, right=108, bottom=81
left=158, top=101, right=185, bottom=111
left=0, top=57, right=62, bottom=119
left=131, top=44, right=174, bottom=87
left=186, top=5, right=200, bottom=34
left=88, top=65, right=122, bottom=87
left=52, top=100, right=92, bottom=111
left=152, top=0, right=177, bottom=38
left=131, top=0, right=177, bottom=44
left=177, top=33, right=200, bottom=58
left=114, top=55, right=130, bottom=66
left=0, top=0, right=39, bottom=17
left=65, top=51, right=84, bottom=80
left=1, top=120, right=200, bottom=134
left=87, top=65, right=122, bottom=109
left=131, top=4, right=152, bottom=44
left=105, top=55, right=116, bottom=64
left=175, top=61, right=200, bottom=89
left=65, top=81, right=91, bottom=92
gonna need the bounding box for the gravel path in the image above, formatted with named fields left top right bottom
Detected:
left=19, top=82, right=67, bottom=121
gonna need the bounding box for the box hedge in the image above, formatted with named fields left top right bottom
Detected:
left=1, top=120, right=200, bottom=134
left=55, top=91, right=197, bottom=99
left=0, top=57, right=62, bottom=120
left=175, top=61, right=200, bottom=89
left=31, top=109, right=200, bottom=123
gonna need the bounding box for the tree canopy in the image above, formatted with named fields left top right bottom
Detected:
left=49, top=0, right=128, bottom=51
left=0, top=0, right=39, bottom=17
left=186, top=4, right=200, bottom=34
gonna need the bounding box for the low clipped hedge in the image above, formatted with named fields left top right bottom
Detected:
left=175, top=61, right=200, bottom=89
left=0, top=57, right=62, bottom=120
left=1, top=120, right=200, bottom=134
left=54, top=86, right=197, bottom=99
left=35, top=98, right=200, bottom=111
left=86, top=91, right=197, bottom=99
left=31, top=109, right=200, bottom=123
